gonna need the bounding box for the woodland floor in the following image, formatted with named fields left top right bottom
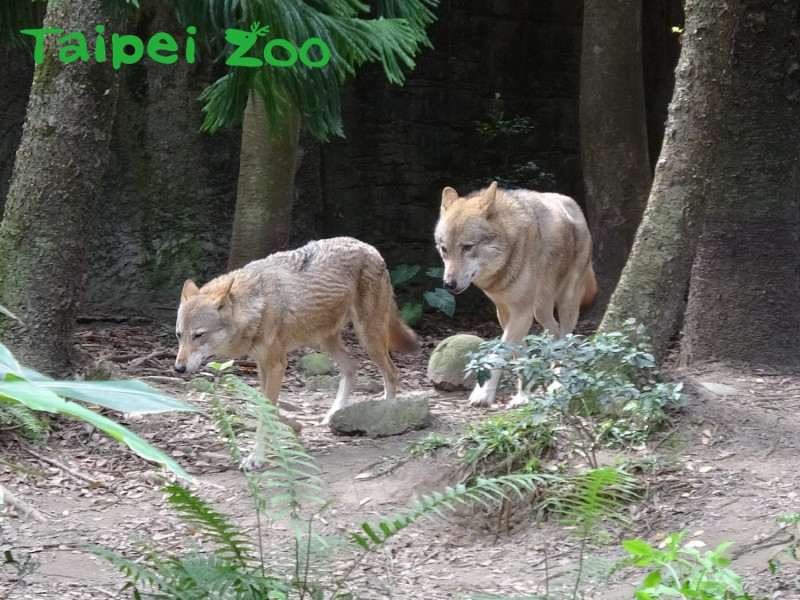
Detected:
left=2, top=310, right=800, bottom=599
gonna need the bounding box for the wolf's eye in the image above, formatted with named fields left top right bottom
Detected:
left=193, top=332, right=205, bottom=340
left=461, top=244, right=474, bottom=253
left=176, top=331, right=182, bottom=340
left=439, top=245, right=448, bottom=256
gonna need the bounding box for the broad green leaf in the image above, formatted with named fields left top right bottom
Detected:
left=641, top=570, right=662, bottom=588
left=0, top=381, right=191, bottom=480
left=36, top=380, right=200, bottom=414
left=400, top=301, right=423, bottom=327
left=423, top=288, right=456, bottom=316
left=390, top=264, right=420, bottom=286
left=623, top=539, right=654, bottom=556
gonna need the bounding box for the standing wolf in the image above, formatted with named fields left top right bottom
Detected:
left=174, top=237, right=419, bottom=468
left=434, top=181, right=596, bottom=407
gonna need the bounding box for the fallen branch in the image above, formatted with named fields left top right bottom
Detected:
left=0, top=483, right=48, bottom=522
left=109, top=349, right=176, bottom=365
left=25, top=448, right=100, bottom=487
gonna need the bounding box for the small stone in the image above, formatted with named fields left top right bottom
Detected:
left=427, top=334, right=484, bottom=391
left=700, top=382, right=739, bottom=396
left=298, top=353, right=335, bottom=376
left=329, top=394, right=431, bottom=437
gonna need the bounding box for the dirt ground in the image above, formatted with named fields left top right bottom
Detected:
left=2, top=312, right=800, bottom=599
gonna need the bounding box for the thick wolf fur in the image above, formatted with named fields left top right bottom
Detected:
left=434, top=181, right=596, bottom=407
left=174, top=237, right=419, bottom=468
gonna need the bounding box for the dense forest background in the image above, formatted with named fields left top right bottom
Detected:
left=0, top=0, right=682, bottom=308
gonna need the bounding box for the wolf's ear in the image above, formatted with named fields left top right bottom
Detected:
left=441, top=187, right=459, bottom=213
left=212, top=276, right=235, bottom=309
left=479, top=181, right=499, bottom=217
left=181, top=280, right=199, bottom=301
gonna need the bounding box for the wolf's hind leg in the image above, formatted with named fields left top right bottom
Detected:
left=320, top=335, right=357, bottom=425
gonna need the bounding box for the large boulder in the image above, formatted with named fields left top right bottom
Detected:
left=329, top=395, right=430, bottom=437
left=427, top=334, right=484, bottom=391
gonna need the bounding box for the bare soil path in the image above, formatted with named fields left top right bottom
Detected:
left=2, top=314, right=799, bottom=599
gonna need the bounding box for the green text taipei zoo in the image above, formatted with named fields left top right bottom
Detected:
left=21, top=23, right=331, bottom=69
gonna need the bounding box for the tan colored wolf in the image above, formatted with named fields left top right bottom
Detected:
left=174, top=237, right=419, bottom=468
left=434, top=181, right=596, bottom=407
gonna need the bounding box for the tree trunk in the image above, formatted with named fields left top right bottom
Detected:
left=600, top=0, right=741, bottom=360
left=680, top=1, right=800, bottom=367
left=0, top=0, right=124, bottom=375
left=580, top=0, right=652, bottom=315
left=226, top=93, right=300, bottom=270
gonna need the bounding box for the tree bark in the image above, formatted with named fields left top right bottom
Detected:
left=680, top=0, right=800, bottom=367
left=599, top=0, right=741, bottom=361
left=0, top=0, right=124, bottom=375
left=580, top=0, right=652, bottom=315
left=226, top=93, right=300, bottom=270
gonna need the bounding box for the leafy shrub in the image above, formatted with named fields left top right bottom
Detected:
left=390, top=264, right=455, bottom=326
left=465, top=320, right=686, bottom=464
left=621, top=531, right=766, bottom=600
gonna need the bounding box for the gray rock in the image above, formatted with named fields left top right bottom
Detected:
left=700, top=382, right=740, bottom=396
left=427, top=334, right=484, bottom=391
left=298, top=353, right=335, bottom=376
left=329, top=395, right=431, bottom=437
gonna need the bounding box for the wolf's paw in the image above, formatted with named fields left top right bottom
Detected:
left=508, top=392, right=530, bottom=408
left=240, top=452, right=265, bottom=472
left=468, top=385, right=496, bottom=407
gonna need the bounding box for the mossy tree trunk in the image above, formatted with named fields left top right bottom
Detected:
left=226, top=93, right=300, bottom=270
left=0, top=0, right=124, bottom=375
left=580, top=0, right=651, bottom=315
left=680, top=1, right=800, bottom=367
left=600, top=0, right=740, bottom=360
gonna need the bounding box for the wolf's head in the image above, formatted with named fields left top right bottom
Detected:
left=434, top=181, right=509, bottom=294
left=174, top=276, right=240, bottom=374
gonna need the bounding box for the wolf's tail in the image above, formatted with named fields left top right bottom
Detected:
left=389, top=312, right=421, bottom=354
left=580, top=263, right=598, bottom=309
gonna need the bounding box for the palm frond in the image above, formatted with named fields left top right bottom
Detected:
left=172, top=0, right=438, bottom=140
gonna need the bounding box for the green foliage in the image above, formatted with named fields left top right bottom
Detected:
left=767, top=512, right=800, bottom=575
left=0, top=338, right=196, bottom=480
left=457, top=405, right=557, bottom=478
left=390, top=264, right=455, bottom=326
left=620, top=531, right=766, bottom=600
left=351, top=474, right=555, bottom=552
left=191, top=0, right=438, bottom=141
left=465, top=97, right=556, bottom=192
left=466, top=320, right=686, bottom=459
left=407, top=431, right=452, bottom=458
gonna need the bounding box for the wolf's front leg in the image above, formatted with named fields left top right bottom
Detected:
left=242, top=356, right=296, bottom=471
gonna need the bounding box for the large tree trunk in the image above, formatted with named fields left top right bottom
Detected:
left=580, top=0, right=651, bottom=314
left=599, top=0, right=740, bottom=360
left=0, top=0, right=124, bottom=375
left=226, top=93, right=300, bottom=270
left=680, top=1, right=800, bottom=367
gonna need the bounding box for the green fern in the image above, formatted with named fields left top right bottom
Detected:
left=351, top=473, right=559, bottom=551
left=162, top=483, right=256, bottom=567
left=0, top=399, right=48, bottom=441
